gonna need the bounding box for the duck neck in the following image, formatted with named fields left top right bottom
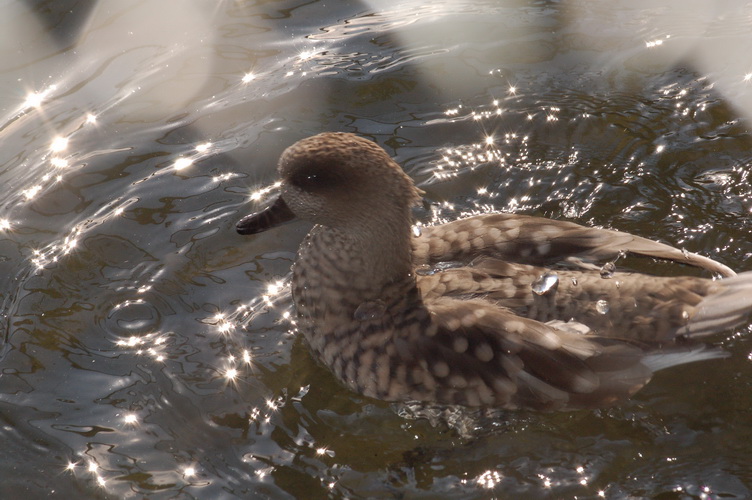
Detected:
left=305, top=220, right=415, bottom=301
left=356, top=223, right=414, bottom=291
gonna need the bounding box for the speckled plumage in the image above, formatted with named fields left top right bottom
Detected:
left=237, top=132, right=752, bottom=410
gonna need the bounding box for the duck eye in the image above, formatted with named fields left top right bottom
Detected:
left=290, top=164, right=340, bottom=191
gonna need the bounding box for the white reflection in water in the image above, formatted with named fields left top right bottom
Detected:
left=115, top=332, right=170, bottom=363
left=646, top=38, right=665, bottom=48
left=474, top=469, right=502, bottom=489
left=50, top=157, right=68, bottom=168
left=214, top=313, right=234, bottom=335
left=23, top=185, right=42, bottom=200
left=123, top=413, right=139, bottom=426
left=50, top=136, right=69, bottom=152
left=173, top=157, right=193, bottom=171
left=21, top=84, right=57, bottom=110
left=250, top=180, right=282, bottom=201
left=298, top=49, right=318, bottom=61
left=225, top=366, right=239, bottom=381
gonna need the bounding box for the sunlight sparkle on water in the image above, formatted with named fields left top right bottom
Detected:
left=213, top=173, right=234, bottom=182
left=576, top=464, right=589, bottom=486
left=62, top=236, right=78, bottom=254
left=123, top=413, right=138, bottom=425
left=250, top=181, right=282, bottom=201
left=298, top=49, right=317, bottom=61
left=23, top=84, right=56, bottom=109
left=0, top=219, right=10, bottom=231
left=183, top=466, right=197, bottom=477
left=217, top=319, right=233, bottom=334
left=266, top=398, right=280, bottom=411
left=173, top=157, right=193, bottom=171
left=266, top=280, right=285, bottom=296
left=24, top=92, right=45, bottom=108
left=539, top=474, right=552, bottom=488
left=195, top=142, right=212, bottom=153
left=50, top=136, right=68, bottom=152
left=476, top=470, right=502, bottom=489
left=242, top=72, right=256, bottom=83
left=118, top=336, right=145, bottom=347
left=23, top=185, right=42, bottom=200
left=225, top=367, right=239, bottom=381
left=256, top=467, right=273, bottom=479
left=51, top=157, right=69, bottom=168
left=213, top=313, right=235, bottom=335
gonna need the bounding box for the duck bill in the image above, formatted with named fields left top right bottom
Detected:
left=236, top=195, right=296, bottom=235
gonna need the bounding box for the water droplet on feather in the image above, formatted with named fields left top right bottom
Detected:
left=600, top=262, right=616, bottom=279
left=595, top=299, right=610, bottom=314
left=532, top=272, right=559, bottom=295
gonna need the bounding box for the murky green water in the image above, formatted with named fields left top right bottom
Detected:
left=1, top=0, right=751, bottom=498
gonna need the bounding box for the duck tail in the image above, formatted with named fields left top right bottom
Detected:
left=642, top=344, right=730, bottom=373
left=679, top=271, right=752, bottom=338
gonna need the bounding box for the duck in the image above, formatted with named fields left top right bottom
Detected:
left=236, top=132, right=752, bottom=410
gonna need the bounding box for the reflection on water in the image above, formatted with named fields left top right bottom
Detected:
left=1, top=0, right=752, bottom=498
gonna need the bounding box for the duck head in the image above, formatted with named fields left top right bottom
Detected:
left=236, top=132, right=422, bottom=236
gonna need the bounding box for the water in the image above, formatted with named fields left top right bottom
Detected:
left=2, top=0, right=752, bottom=498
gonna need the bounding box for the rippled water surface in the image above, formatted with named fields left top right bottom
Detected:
left=2, top=1, right=752, bottom=498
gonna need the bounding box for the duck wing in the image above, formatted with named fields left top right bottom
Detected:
left=404, top=297, right=725, bottom=410
left=413, top=213, right=735, bottom=277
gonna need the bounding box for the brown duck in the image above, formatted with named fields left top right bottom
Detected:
left=237, top=132, right=752, bottom=410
